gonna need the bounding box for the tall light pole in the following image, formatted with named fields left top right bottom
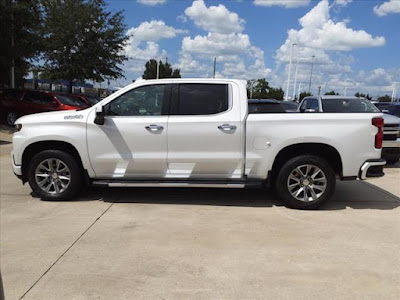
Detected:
left=344, top=86, right=348, bottom=96
left=298, top=81, right=302, bottom=101
left=391, top=82, right=399, bottom=102
left=285, top=42, right=296, bottom=100
left=213, top=57, right=217, bottom=78
left=308, top=55, right=315, bottom=94
left=293, top=57, right=305, bottom=100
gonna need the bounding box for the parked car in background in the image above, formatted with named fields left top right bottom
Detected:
left=280, top=101, right=299, bottom=112
left=387, top=104, right=400, bottom=118
left=299, top=96, right=400, bottom=165
left=0, top=90, right=89, bottom=126
left=248, top=99, right=286, bottom=113
left=72, top=94, right=100, bottom=106
left=372, top=101, right=395, bottom=113
left=248, top=99, right=298, bottom=113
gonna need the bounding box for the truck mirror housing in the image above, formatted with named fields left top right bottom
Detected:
left=94, top=106, right=105, bottom=125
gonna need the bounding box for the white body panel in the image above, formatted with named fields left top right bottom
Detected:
left=12, top=78, right=383, bottom=183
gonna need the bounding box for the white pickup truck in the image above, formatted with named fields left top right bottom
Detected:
left=12, top=79, right=386, bottom=209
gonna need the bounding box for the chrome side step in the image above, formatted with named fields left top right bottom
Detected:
left=93, top=179, right=263, bottom=189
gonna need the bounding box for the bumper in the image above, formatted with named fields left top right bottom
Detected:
left=11, top=153, right=22, bottom=177
left=383, top=138, right=400, bottom=148
left=359, top=158, right=386, bottom=180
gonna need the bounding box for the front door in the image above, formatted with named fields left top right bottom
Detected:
left=87, top=84, right=170, bottom=178
left=167, top=83, right=243, bottom=179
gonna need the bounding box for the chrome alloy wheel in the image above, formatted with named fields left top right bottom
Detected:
left=287, top=164, right=327, bottom=202
left=35, top=158, right=71, bottom=194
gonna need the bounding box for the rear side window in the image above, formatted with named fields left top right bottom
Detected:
left=177, top=84, right=228, bottom=115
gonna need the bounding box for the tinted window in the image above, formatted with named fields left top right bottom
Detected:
left=108, top=85, right=165, bottom=116
left=248, top=103, right=285, bottom=113
left=322, top=98, right=380, bottom=113
left=306, top=99, right=319, bottom=110
left=56, top=94, right=85, bottom=107
left=23, top=92, right=43, bottom=104
left=177, top=84, right=228, bottom=115
left=388, top=105, right=400, bottom=117
left=281, top=102, right=298, bottom=111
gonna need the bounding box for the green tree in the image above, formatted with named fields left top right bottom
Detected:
left=142, top=59, right=181, bottom=79
left=325, top=91, right=339, bottom=95
left=268, top=87, right=284, bottom=100
left=40, top=0, right=128, bottom=93
left=354, top=92, right=372, bottom=100
left=299, top=92, right=312, bottom=102
left=0, top=0, right=43, bottom=88
left=377, top=94, right=391, bottom=102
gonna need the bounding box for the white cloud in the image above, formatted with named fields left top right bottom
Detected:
left=137, top=0, right=166, bottom=6
left=127, top=20, right=187, bottom=42
left=253, top=0, right=311, bottom=8
left=334, top=0, right=352, bottom=6
left=124, top=20, right=185, bottom=73
left=178, top=0, right=271, bottom=79
left=373, top=0, right=400, bottom=16
left=185, top=0, right=245, bottom=34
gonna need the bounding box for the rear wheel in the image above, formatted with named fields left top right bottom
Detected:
left=275, top=155, right=336, bottom=209
left=6, top=111, right=17, bottom=126
left=28, top=150, right=82, bottom=200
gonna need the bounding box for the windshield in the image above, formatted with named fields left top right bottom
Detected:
left=322, top=98, right=380, bottom=113
left=281, top=102, right=298, bottom=110
left=56, top=94, right=87, bottom=107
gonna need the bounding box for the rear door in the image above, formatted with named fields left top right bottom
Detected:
left=167, top=83, right=243, bottom=179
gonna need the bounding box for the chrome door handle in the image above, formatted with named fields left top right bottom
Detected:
left=145, top=124, right=164, bottom=132
left=218, top=124, right=237, bottom=131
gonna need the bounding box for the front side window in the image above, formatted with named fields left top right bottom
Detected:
left=108, top=85, right=165, bottom=116
left=177, top=84, right=228, bottom=115
left=308, top=99, right=319, bottom=111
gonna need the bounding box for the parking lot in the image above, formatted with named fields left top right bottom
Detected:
left=1, top=128, right=399, bottom=300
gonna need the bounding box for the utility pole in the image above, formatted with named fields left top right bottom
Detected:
left=156, top=60, right=160, bottom=79
left=344, top=86, right=348, bottom=96
left=308, top=55, right=315, bottom=94
left=293, top=57, right=305, bottom=100
left=318, top=86, right=321, bottom=95
left=11, top=0, right=15, bottom=88
left=213, top=57, right=217, bottom=78
left=285, top=43, right=296, bottom=100
left=391, top=82, right=399, bottom=102
left=298, top=81, right=302, bottom=101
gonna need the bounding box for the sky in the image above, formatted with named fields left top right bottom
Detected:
left=106, top=0, right=400, bottom=98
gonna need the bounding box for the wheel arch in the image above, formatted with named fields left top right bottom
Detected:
left=271, top=143, right=343, bottom=181
left=21, top=141, right=87, bottom=183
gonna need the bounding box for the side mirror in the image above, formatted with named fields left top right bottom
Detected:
left=305, top=109, right=316, bottom=113
left=94, top=106, right=105, bottom=125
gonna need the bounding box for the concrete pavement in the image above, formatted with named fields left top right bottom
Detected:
left=1, top=130, right=399, bottom=299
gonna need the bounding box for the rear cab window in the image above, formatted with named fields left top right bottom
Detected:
left=321, top=98, right=380, bottom=113
left=173, top=83, right=229, bottom=115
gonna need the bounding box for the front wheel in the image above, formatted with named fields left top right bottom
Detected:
left=28, top=150, right=83, bottom=201
left=6, top=111, right=17, bottom=126
left=275, top=155, right=336, bottom=210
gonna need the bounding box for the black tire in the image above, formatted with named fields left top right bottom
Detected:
left=6, top=111, right=17, bottom=126
left=275, top=155, right=336, bottom=210
left=27, top=150, right=83, bottom=201
left=386, top=159, right=399, bottom=165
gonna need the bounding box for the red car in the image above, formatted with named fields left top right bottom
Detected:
left=0, top=89, right=89, bottom=126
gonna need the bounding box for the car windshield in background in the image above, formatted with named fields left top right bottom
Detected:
left=281, top=101, right=298, bottom=111
left=85, top=96, right=100, bottom=106
left=388, top=105, right=400, bottom=117
left=322, top=98, right=380, bottom=113
left=56, top=94, right=87, bottom=107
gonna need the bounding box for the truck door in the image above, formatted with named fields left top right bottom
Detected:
left=167, top=83, right=243, bottom=179
left=86, top=84, right=171, bottom=178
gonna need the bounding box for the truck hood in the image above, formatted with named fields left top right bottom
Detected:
left=383, top=113, right=400, bottom=125
left=15, top=108, right=92, bottom=125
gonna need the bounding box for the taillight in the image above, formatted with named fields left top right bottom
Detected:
left=372, top=117, right=383, bottom=149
